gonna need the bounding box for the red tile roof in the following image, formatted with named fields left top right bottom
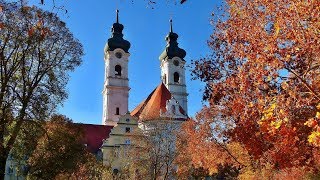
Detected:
left=131, top=82, right=186, bottom=121
left=76, top=123, right=113, bottom=153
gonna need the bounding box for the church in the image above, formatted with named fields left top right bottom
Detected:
left=98, top=9, right=189, bottom=173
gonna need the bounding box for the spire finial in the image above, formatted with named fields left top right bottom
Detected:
left=116, top=9, right=119, bottom=23
left=170, top=18, right=173, bottom=33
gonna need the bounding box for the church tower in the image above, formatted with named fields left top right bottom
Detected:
left=102, top=10, right=131, bottom=126
left=159, top=19, right=188, bottom=114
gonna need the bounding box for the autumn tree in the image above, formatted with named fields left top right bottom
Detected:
left=12, top=114, right=113, bottom=180
left=0, top=1, right=83, bottom=178
left=56, top=153, right=108, bottom=180
left=131, top=121, right=181, bottom=180
left=9, top=120, right=44, bottom=177
left=187, top=0, right=319, bottom=178
left=24, top=115, right=85, bottom=179
left=176, top=109, right=249, bottom=179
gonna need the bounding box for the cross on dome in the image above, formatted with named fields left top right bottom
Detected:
left=170, top=18, right=173, bottom=33
left=116, top=9, right=119, bottom=23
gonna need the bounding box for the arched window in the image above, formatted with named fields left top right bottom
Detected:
left=116, top=107, right=119, bottom=115
left=174, top=72, right=180, bottom=83
left=171, top=105, right=176, bottom=114
left=113, top=169, right=119, bottom=175
left=115, top=65, right=121, bottom=76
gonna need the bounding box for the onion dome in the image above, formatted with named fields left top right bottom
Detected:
left=159, top=19, right=186, bottom=60
left=105, top=10, right=131, bottom=53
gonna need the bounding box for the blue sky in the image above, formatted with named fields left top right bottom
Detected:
left=32, top=0, right=220, bottom=124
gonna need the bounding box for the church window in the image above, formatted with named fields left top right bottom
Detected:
left=8, top=165, right=14, bottom=174
left=116, top=107, right=120, bottom=115
left=125, top=139, right=131, bottom=144
left=125, top=127, right=131, bottom=133
left=126, top=118, right=130, bottom=122
left=115, top=65, right=122, bottom=76
left=174, top=72, right=180, bottom=83
left=113, top=169, right=119, bottom=175
left=173, top=60, right=179, bottom=66
left=96, top=150, right=103, bottom=161
left=163, top=74, right=167, bottom=84
left=171, top=105, right=176, bottom=114
left=115, top=52, right=122, bottom=59
left=113, top=150, right=119, bottom=158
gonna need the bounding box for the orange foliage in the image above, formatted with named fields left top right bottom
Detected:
left=28, top=115, right=86, bottom=179
left=176, top=109, right=250, bottom=178
left=186, top=0, right=320, bottom=177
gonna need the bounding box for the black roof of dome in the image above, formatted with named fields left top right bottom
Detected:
left=159, top=19, right=186, bottom=60
left=105, top=10, right=130, bottom=53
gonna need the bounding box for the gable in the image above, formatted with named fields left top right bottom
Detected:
left=131, top=83, right=187, bottom=121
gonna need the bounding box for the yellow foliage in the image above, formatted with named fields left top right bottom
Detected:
left=226, top=142, right=251, bottom=167
left=238, top=163, right=275, bottom=180
left=238, top=167, right=256, bottom=180
left=274, top=22, right=280, bottom=36
left=267, top=76, right=272, bottom=81
left=281, top=82, right=289, bottom=90
left=263, top=112, right=273, bottom=120
left=261, top=102, right=276, bottom=121
left=316, top=112, right=320, bottom=119
left=270, top=103, right=276, bottom=111
left=308, top=131, right=320, bottom=146
left=279, top=109, right=284, bottom=114
left=270, top=120, right=282, bottom=129
left=304, top=120, right=309, bottom=126
left=229, top=2, right=242, bottom=16
left=208, top=167, right=218, bottom=176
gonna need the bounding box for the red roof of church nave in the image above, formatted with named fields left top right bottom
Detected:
left=131, top=82, right=186, bottom=121
left=76, top=124, right=113, bottom=153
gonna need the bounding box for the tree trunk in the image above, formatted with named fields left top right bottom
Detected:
left=0, top=123, right=8, bottom=180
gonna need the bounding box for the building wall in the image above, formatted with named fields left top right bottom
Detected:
left=160, top=57, right=188, bottom=114
left=101, top=113, right=139, bottom=171
left=5, top=155, right=26, bottom=180
left=102, top=48, right=130, bottom=126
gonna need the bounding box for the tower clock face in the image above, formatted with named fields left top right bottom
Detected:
left=173, top=60, right=179, bottom=66
left=115, top=52, right=122, bottom=59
